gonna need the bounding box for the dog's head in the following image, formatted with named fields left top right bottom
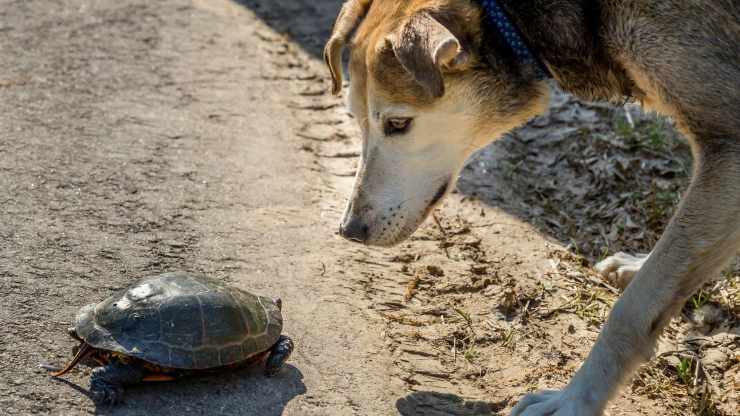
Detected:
left=325, top=0, right=549, bottom=246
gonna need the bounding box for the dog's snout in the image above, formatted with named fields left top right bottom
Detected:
left=339, top=217, right=370, bottom=243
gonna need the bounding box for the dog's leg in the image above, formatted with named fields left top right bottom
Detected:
left=595, top=251, right=650, bottom=289
left=513, top=148, right=740, bottom=415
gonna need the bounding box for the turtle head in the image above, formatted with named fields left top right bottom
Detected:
left=273, top=298, right=283, bottom=311
left=67, top=327, right=82, bottom=342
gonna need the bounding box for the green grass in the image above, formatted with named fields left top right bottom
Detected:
left=690, top=290, right=710, bottom=310
left=647, top=119, right=669, bottom=151
left=453, top=306, right=473, bottom=328
left=502, top=327, right=517, bottom=350
left=677, top=357, right=693, bottom=385
left=464, top=346, right=480, bottom=363
left=614, top=116, right=635, bottom=138
left=615, top=116, right=680, bottom=154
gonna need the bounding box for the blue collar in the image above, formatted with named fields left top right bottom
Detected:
left=479, top=0, right=552, bottom=80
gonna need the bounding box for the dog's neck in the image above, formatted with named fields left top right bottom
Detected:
left=481, top=0, right=635, bottom=103
left=477, top=0, right=552, bottom=81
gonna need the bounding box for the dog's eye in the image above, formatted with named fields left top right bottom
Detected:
left=384, top=118, right=413, bottom=136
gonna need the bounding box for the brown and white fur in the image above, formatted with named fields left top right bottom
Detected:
left=324, top=1, right=740, bottom=415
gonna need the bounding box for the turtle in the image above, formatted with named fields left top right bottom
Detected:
left=44, top=272, right=294, bottom=404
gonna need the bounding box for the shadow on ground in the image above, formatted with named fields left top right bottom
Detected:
left=232, top=0, right=343, bottom=58
left=87, top=365, right=305, bottom=416
left=457, top=90, right=693, bottom=262
left=396, top=391, right=508, bottom=416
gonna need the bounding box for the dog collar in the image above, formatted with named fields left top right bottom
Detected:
left=478, top=0, right=552, bottom=80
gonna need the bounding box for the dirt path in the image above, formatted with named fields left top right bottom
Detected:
left=1, top=1, right=737, bottom=416
left=0, top=1, right=399, bottom=414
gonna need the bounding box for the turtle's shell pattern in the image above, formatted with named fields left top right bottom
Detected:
left=75, top=272, right=282, bottom=370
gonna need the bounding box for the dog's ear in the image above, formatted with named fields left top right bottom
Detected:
left=391, top=11, right=469, bottom=98
left=324, top=0, right=372, bottom=95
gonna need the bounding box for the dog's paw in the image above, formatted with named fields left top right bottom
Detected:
left=511, top=389, right=602, bottom=416
left=594, top=252, right=649, bottom=289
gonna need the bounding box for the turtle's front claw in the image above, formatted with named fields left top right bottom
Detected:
left=265, top=335, right=294, bottom=377
left=40, top=363, right=63, bottom=373
left=90, top=367, right=125, bottom=404
left=88, top=363, right=145, bottom=405
left=91, top=382, right=125, bottom=405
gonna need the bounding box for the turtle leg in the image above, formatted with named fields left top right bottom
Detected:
left=264, top=335, right=294, bottom=377
left=89, top=361, right=146, bottom=405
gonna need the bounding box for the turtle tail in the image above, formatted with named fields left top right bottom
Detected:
left=47, top=342, right=95, bottom=377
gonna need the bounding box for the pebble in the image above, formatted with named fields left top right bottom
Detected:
left=702, top=349, right=730, bottom=370
left=691, top=304, right=724, bottom=328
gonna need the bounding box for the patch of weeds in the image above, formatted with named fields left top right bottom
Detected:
left=676, top=357, right=693, bottom=385
left=453, top=306, right=476, bottom=336
left=568, top=288, right=613, bottom=326
left=567, top=238, right=583, bottom=259
left=447, top=305, right=485, bottom=366
left=463, top=345, right=480, bottom=363
left=614, top=116, right=635, bottom=140
left=632, top=364, right=682, bottom=400
left=646, top=186, right=680, bottom=231
left=616, top=116, right=676, bottom=153
left=634, top=361, right=729, bottom=416
left=454, top=306, right=473, bottom=326
left=502, top=327, right=517, bottom=350
left=646, top=119, right=670, bottom=151
left=686, top=274, right=740, bottom=318
left=593, top=239, right=616, bottom=264
left=690, top=290, right=710, bottom=310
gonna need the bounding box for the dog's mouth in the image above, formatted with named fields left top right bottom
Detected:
left=430, top=181, right=450, bottom=207
left=422, top=180, right=450, bottom=217
left=340, top=180, right=452, bottom=247
left=375, top=181, right=450, bottom=246
left=359, top=179, right=448, bottom=248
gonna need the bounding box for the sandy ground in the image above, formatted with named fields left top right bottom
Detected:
left=1, top=1, right=737, bottom=416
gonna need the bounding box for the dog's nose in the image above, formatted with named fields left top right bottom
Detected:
left=339, top=218, right=370, bottom=243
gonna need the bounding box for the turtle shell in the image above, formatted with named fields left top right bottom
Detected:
left=74, top=272, right=282, bottom=370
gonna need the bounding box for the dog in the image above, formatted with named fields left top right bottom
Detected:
left=324, top=0, right=739, bottom=415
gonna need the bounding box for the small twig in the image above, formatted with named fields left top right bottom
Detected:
left=585, top=275, right=620, bottom=294
left=404, top=275, right=421, bottom=303
left=432, top=212, right=451, bottom=258
left=353, top=258, right=388, bottom=267
left=624, top=106, right=635, bottom=128
left=698, top=361, right=723, bottom=400
left=432, top=211, right=447, bottom=237
left=520, top=299, right=531, bottom=323
left=316, top=151, right=360, bottom=158
left=537, top=298, right=577, bottom=318
left=692, top=356, right=701, bottom=389
left=453, top=337, right=457, bottom=363
left=656, top=349, right=696, bottom=359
